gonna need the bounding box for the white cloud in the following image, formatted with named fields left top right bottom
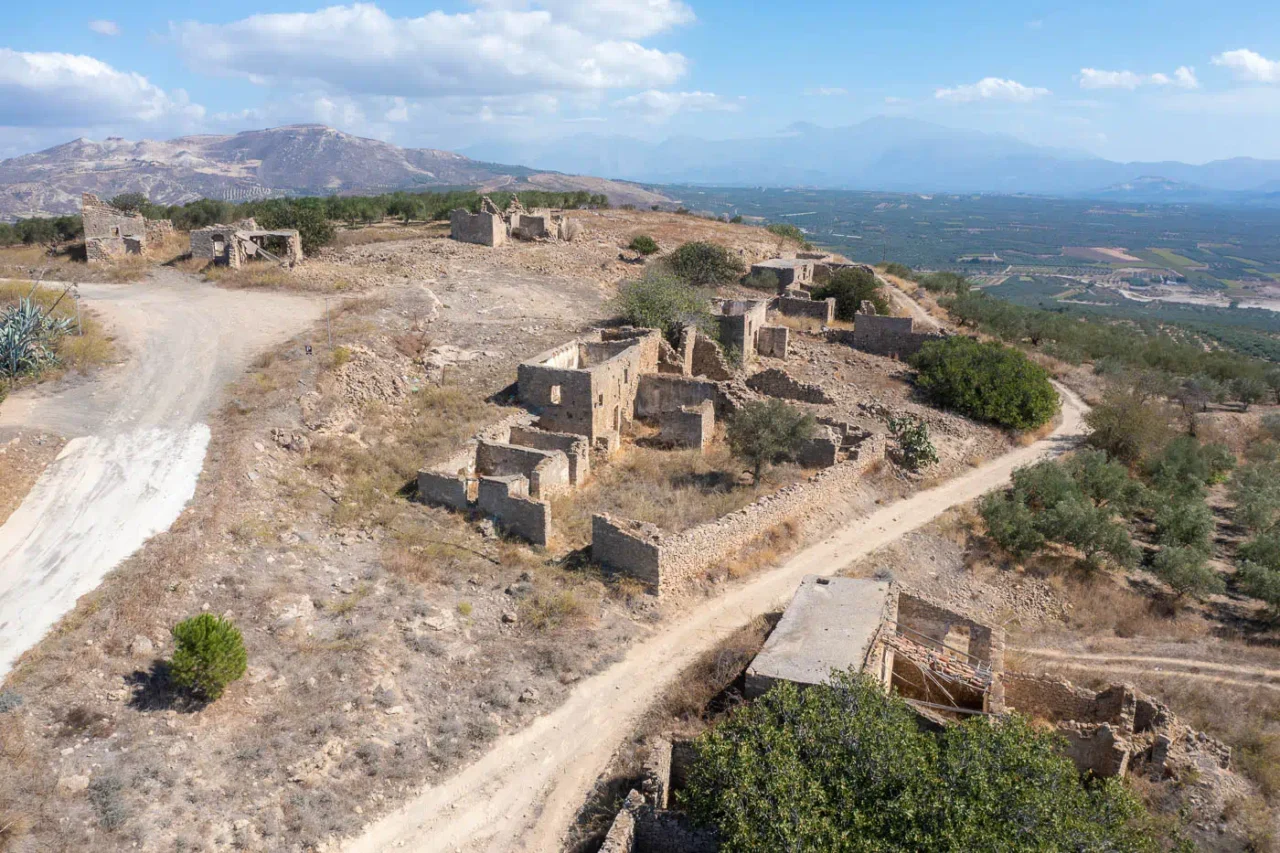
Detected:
left=934, top=77, right=1049, bottom=103
left=532, top=0, right=694, bottom=39
left=805, top=86, right=846, bottom=96
left=0, top=49, right=204, bottom=128
left=88, top=20, right=121, bottom=36
left=1213, top=49, right=1280, bottom=83
left=612, top=90, right=742, bottom=120
left=1079, top=66, right=1198, bottom=90
left=171, top=2, right=688, bottom=99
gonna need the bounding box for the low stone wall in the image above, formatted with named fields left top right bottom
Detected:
left=659, top=401, right=714, bottom=450
left=417, top=470, right=470, bottom=510
left=476, top=440, right=569, bottom=498
left=477, top=475, right=550, bottom=546
left=642, top=738, right=673, bottom=809
left=828, top=315, right=947, bottom=358
left=635, top=374, right=723, bottom=418
left=507, top=426, right=590, bottom=485
left=746, top=367, right=833, bottom=404
left=795, top=428, right=841, bottom=468
left=600, top=791, right=641, bottom=853
left=450, top=209, right=507, bottom=246
left=690, top=336, right=735, bottom=381
left=756, top=325, right=789, bottom=359
left=593, top=448, right=885, bottom=595
left=774, top=295, right=835, bottom=324
left=1059, top=723, right=1132, bottom=778
left=1003, top=673, right=1135, bottom=729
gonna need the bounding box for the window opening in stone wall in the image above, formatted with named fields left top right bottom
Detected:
left=549, top=385, right=561, bottom=405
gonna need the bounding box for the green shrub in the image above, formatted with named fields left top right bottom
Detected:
left=888, top=415, right=938, bottom=471
left=628, top=235, right=659, bottom=255
left=1230, top=460, right=1280, bottom=533
left=1239, top=529, right=1280, bottom=571
left=916, top=271, right=970, bottom=295
left=1152, top=546, right=1224, bottom=600
left=1146, top=436, right=1235, bottom=497
left=729, top=215, right=743, bottom=224
left=666, top=241, right=745, bottom=286
left=742, top=269, right=782, bottom=291
left=1154, top=497, right=1214, bottom=551
left=1237, top=561, right=1280, bottom=614
left=1064, top=449, right=1145, bottom=511
left=1084, top=387, right=1176, bottom=465
left=1036, top=496, right=1136, bottom=569
left=911, top=337, right=1058, bottom=430
left=727, top=399, right=815, bottom=483
left=882, top=262, right=913, bottom=279
left=812, top=266, right=888, bottom=320
left=684, top=670, right=1155, bottom=853
left=980, top=491, right=1045, bottom=557
left=765, top=223, right=812, bottom=249
left=611, top=272, right=710, bottom=344
left=169, top=614, right=248, bottom=702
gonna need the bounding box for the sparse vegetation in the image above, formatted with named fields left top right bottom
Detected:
left=764, top=223, right=812, bottom=249
left=168, top=614, right=248, bottom=702
left=811, top=265, right=888, bottom=320
left=684, top=671, right=1155, bottom=853
left=911, top=336, right=1058, bottom=430
left=888, top=414, right=937, bottom=471
left=727, top=399, right=815, bottom=484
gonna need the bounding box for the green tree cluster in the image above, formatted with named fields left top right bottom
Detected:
left=684, top=671, right=1155, bottom=853
left=911, top=337, right=1058, bottom=430
left=811, top=266, right=888, bottom=319
left=610, top=272, right=711, bottom=345
left=169, top=614, right=248, bottom=702
left=764, top=222, right=812, bottom=249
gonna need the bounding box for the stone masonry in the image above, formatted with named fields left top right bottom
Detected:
left=190, top=219, right=302, bottom=269
left=82, top=193, right=173, bottom=264
left=829, top=314, right=947, bottom=358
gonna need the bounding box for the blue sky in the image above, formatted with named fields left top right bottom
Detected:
left=3, top=0, right=1280, bottom=163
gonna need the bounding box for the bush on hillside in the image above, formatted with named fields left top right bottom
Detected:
left=666, top=241, right=745, bottom=286
left=628, top=235, right=659, bottom=255
left=611, top=272, right=710, bottom=345
left=911, top=336, right=1058, bottom=430
left=684, top=670, right=1155, bottom=853
left=727, top=399, right=815, bottom=483
left=1154, top=497, right=1215, bottom=551
left=811, top=266, right=888, bottom=320
left=1230, top=460, right=1280, bottom=532
left=916, top=271, right=970, bottom=294
left=1084, top=387, right=1177, bottom=465
left=765, top=223, right=812, bottom=249
left=882, top=262, right=913, bottom=279
left=1152, top=546, right=1224, bottom=600
left=1238, top=561, right=1280, bottom=615
left=169, top=614, right=247, bottom=702
left=1145, top=436, right=1235, bottom=497
left=888, top=415, right=938, bottom=471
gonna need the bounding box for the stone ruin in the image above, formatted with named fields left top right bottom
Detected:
left=449, top=194, right=578, bottom=247
left=81, top=193, right=175, bottom=264
left=189, top=218, right=303, bottom=269
left=418, top=321, right=886, bottom=580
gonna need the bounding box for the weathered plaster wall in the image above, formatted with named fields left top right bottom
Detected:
left=658, top=401, right=714, bottom=450
left=450, top=209, right=508, bottom=246
left=756, top=325, right=789, bottom=359
left=476, top=475, right=550, bottom=546
left=774, top=295, right=835, bottom=324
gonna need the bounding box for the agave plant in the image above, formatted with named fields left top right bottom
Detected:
left=0, top=296, right=74, bottom=378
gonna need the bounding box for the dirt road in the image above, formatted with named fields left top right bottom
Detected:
left=0, top=271, right=322, bottom=678
left=878, top=273, right=943, bottom=331
left=1012, top=648, right=1280, bottom=692
left=348, top=384, right=1088, bottom=853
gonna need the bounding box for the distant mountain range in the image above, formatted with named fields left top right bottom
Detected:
left=465, top=117, right=1280, bottom=205
left=0, top=124, right=671, bottom=220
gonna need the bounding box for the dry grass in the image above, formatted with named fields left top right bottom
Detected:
left=519, top=589, right=595, bottom=632
left=550, top=443, right=805, bottom=547
left=773, top=314, right=825, bottom=334
left=330, top=223, right=444, bottom=250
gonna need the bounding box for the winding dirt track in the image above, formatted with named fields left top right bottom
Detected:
left=0, top=272, right=321, bottom=678
left=1012, top=648, right=1280, bottom=692
left=348, top=383, right=1089, bottom=852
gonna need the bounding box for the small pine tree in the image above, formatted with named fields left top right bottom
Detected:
left=169, top=614, right=248, bottom=701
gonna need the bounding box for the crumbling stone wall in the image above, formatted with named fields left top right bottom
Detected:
left=635, top=374, right=724, bottom=420
left=641, top=738, right=673, bottom=809
left=82, top=192, right=151, bottom=263
left=795, top=426, right=842, bottom=468
left=417, top=470, right=471, bottom=510
left=746, top=367, right=833, bottom=404
left=756, top=325, right=789, bottom=359
left=774, top=295, right=836, bottom=324
left=831, top=315, right=947, bottom=358
left=1003, top=674, right=1135, bottom=729
left=690, top=336, right=735, bottom=381
left=593, top=447, right=887, bottom=595
left=713, top=299, right=769, bottom=363
left=476, top=475, right=550, bottom=546
left=450, top=209, right=508, bottom=247
left=507, top=426, right=590, bottom=485
left=475, top=440, right=570, bottom=498
left=750, top=259, right=813, bottom=290
left=659, top=401, right=714, bottom=450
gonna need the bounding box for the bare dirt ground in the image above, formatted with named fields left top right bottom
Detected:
left=0, top=272, right=323, bottom=676
left=0, top=215, right=1056, bottom=853
left=349, top=385, right=1087, bottom=853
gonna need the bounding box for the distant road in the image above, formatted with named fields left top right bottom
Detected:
left=0, top=272, right=321, bottom=679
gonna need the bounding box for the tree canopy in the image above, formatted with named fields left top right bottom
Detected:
left=911, top=336, right=1058, bottom=430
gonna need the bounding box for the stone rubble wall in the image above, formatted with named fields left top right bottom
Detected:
left=507, top=426, right=591, bottom=485
left=593, top=446, right=886, bottom=596
left=1003, top=673, right=1135, bottom=730
left=828, top=315, right=947, bottom=358
left=476, top=475, right=550, bottom=546
left=745, top=367, right=833, bottom=404
left=658, top=401, right=714, bottom=450
left=756, top=325, right=789, bottom=359
left=449, top=209, right=508, bottom=246
left=641, top=738, right=673, bottom=809
left=635, top=374, right=724, bottom=419
left=475, top=440, right=570, bottom=499
left=774, top=295, right=836, bottom=324
left=690, top=336, right=735, bottom=381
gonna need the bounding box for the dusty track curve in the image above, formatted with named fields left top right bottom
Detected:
left=348, top=383, right=1088, bottom=853
left=1012, top=648, right=1280, bottom=692
left=0, top=273, right=322, bottom=678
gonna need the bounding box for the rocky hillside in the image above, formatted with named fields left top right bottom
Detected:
left=0, top=124, right=671, bottom=219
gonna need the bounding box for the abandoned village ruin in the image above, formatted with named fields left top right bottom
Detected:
left=449, top=195, right=579, bottom=246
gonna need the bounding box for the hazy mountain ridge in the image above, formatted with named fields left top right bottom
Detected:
left=465, top=117, right=1280, bottom=204
left=0, top=125, right=670, bottom=219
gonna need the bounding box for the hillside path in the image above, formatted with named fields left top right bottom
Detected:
left=347, top=381, right=1088, bottom=853
left=0, top=271, right=322, bottom=678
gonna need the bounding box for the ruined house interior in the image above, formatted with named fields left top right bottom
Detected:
left=189, top=218, right=303, bottom=268
left=449, top=194, right=578, bottom=246
left=81, top=192, right=174, bottom=264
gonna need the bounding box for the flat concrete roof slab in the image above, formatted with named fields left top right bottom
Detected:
left=745, top=575, right=891, bottom=698
left=753, top=258, right=811, bottom=269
